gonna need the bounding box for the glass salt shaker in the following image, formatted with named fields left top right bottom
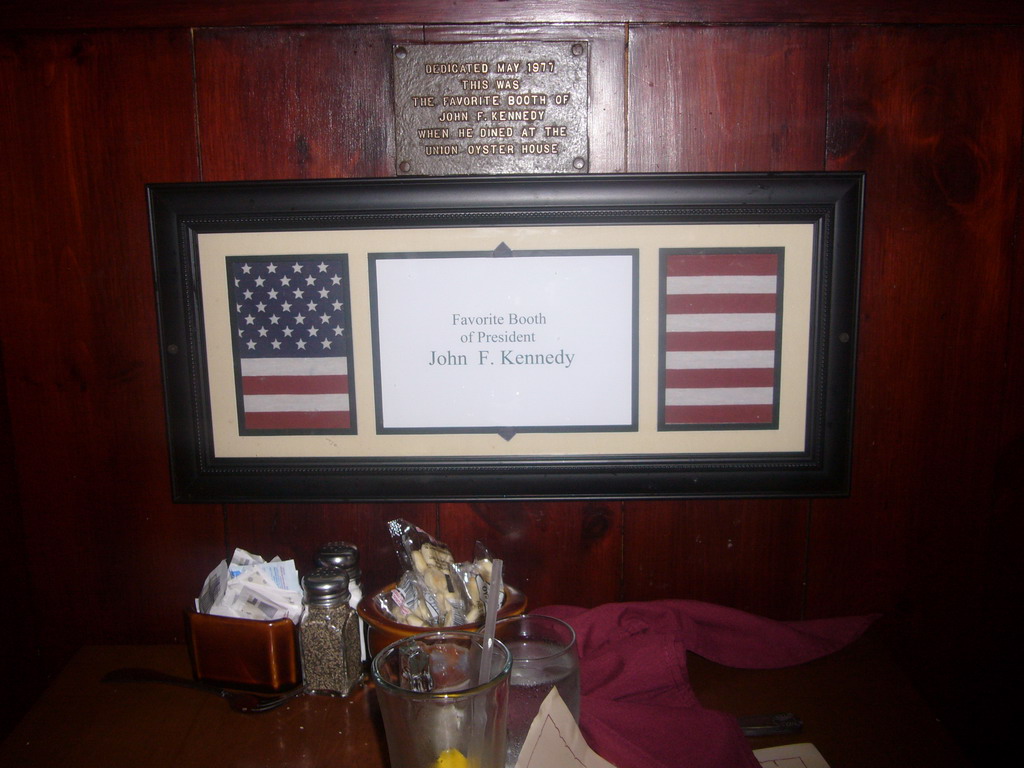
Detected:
left=314, top=542, right=368, bottom=665
left=299, top=567, right=362, bottom=697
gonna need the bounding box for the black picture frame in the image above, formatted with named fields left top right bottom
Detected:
left=148, top=172, right=863, bottom=502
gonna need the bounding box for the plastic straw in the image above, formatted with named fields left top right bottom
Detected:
left=468, top=558, right=504, bottom=768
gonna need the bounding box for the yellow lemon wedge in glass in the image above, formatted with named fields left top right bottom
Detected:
left=433, top=748, right=469, bottom=768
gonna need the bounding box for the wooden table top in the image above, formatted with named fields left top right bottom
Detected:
left=687, top=626, right=973, bottom=768
left=0, top=627, right=972, bottom=768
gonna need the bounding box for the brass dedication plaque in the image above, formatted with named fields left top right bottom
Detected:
left=393, top=41, right=589, bottom=175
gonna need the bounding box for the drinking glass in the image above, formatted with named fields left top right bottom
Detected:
left=372, top=630, right=512, bottom=768
left=493, top=614, right=580, bottom=768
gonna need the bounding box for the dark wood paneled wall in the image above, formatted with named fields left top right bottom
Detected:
left=2, top=2, right=1021, bottom=763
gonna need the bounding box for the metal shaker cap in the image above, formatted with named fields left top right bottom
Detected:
left=302, top=567, right=351, bottom=606
left=315, top=541, right=361, bottom=581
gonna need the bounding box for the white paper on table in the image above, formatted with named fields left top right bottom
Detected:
left=514, top=687, right=618, bottom=768
left=753, top=742, right=831, bottom=768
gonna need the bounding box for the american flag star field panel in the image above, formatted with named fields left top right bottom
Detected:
left=227, top=255, right=355, bottom=434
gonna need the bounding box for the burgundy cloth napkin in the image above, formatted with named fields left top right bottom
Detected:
left=536, top=601, right=878, bottom=768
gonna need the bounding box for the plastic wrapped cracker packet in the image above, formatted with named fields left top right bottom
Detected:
left=396, top=569, right=435, bottom=626
left=385, top=520, right=504, bottom=627
left=451, top=542, right=493, bottom=624
left=388, top=519, right=473, bottom=627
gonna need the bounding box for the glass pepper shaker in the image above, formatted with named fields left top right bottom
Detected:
left=299, top=567, right=362, bottom=697
left=314, top=542, right=368, bottom=665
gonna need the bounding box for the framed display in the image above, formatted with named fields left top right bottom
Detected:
left=148, top=172, right=863, bottom=502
